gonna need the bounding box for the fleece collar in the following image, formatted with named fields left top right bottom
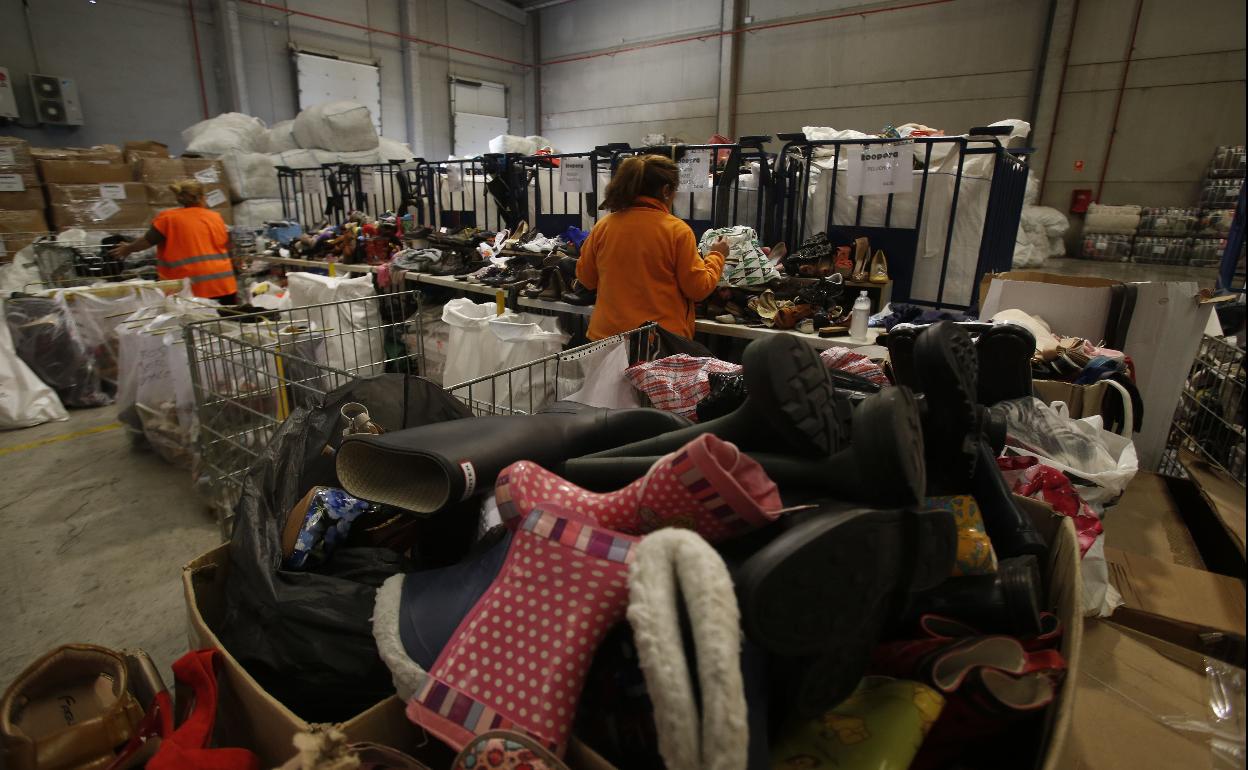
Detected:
left=633, top=196, right=671, bottom=214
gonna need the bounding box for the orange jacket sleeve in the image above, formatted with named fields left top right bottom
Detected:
left=673, top=227, right=723, bottom=301
left=576, top=230, right=599, bottom=289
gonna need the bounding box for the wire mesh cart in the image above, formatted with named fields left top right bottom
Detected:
left=185, top=289, right=424, bottom=534
left=185, top=287, right=659, bottom=535
left=1159, top=334, right=1246, bottom=485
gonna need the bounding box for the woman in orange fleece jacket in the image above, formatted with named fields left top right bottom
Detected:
left=576, top=155, right=728, bottom=340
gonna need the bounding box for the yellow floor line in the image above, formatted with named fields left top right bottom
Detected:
left=0, top=422, right=123, bottom=457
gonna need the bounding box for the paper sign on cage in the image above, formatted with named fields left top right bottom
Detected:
left=559, top=157, right=589, bottom=193
left=846, top=140, right=914, bottom=196
left=677, top=150, right=711, bottom=192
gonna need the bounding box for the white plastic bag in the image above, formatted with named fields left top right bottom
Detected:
left=183, top=112, right=268, bottom=155
left=221, top=151, right=280, bottom=201
left=115, top=310, right=197, bottom=465
left=285, top=272, right=383, bottom=388
left=63, top=283, right=167, bottom=388
left=0, top=299, right=68, bottom=429
left=441, top=298, right=512, bottom=389
left=274, top=149, right=320, bottom=169
left=564, top=337, right=641, bottom=409
left=487, top=314, right=568, bottom=412
left=293, top=101, right=379, bottom=152
left=998, top=397, right=1139, bottom=505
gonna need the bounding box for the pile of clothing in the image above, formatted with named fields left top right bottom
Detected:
left=138, top=317, right=1100, bottom=769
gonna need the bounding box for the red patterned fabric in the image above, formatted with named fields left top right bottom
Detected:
left=495, top=433, right=782, bottom=542
left=624, top=354, right=741, bottom=421
left=997, top=455, right=1103, bottom=556
left=820, top=346, right=889, bottom=386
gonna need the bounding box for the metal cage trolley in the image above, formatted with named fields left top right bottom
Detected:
left=184, top=289, right=424, bottom=534
left=442, top=321, right=661, bottom=417
left=1159, top=333, right=1246, bottom=485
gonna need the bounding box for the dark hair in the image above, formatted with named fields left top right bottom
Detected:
left=600, top=155, right=679, bottom=212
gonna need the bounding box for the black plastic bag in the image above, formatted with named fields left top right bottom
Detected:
left=4, top=295, right=112, bottom=408
left=221, top=374, right=473, bottom=722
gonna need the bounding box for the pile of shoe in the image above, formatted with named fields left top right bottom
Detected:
left=270, top=321, right=1067, bottom=769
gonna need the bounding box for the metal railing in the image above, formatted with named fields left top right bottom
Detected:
left=1159, top=333, right=1246, bottom=485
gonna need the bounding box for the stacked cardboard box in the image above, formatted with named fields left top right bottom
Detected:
left=46, top=182, right=151, bottom=231
left=137, top=157, right=233, bottom=225
left=37, top=155, right=149, bottom=231
left=0, top=136, right=48, bottom=257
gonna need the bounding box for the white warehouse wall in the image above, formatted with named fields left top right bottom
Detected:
left=537, top=0, right=1245, bottom=215
left=0, top=0, right=529, bottom=159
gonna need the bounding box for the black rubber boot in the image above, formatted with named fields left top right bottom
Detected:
left=336, top=407, right=688, bottom=514
left=734, top=503, right=957, bottom=717
left=898, top=554, right=1043, bottom=636
left=969, top=439, right=1048, bottom=558
left=563, top=386, right=926, bottom=508
left=976, top=323, right=1037, bottom=406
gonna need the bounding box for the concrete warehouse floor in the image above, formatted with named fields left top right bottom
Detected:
left=0, top=404, right=220, bottom=690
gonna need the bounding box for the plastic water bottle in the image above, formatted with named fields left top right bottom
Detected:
left=850, top=290, right=871, bottom=341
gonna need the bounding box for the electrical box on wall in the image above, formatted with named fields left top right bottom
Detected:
left=28, top=74, right=84, bottom=125
left=0, top=67, right=19, bottom=120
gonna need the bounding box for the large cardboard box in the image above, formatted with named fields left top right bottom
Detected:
left=38, top=160, right=134, bottom=184
left=50, top=201, right=151, bottom=231
left=978, top=270, right=1225, bottom=470
left=1106, top=546, right=1246, bottom=656
left=123, top=140, right=171, bottom=164
left=47, top=182, right=149, bottom=206
left=1059, top=620, right=1241, bottom=769
left=31, top=144, right=124, bottom=163
left=0, top=209, right=50, bottom=257
left=0, top=136, right=35, bottom=173
left=0, top=184, right=46, bottom=211
left=137, top=157, right=226, bottom=186
left=1104, top=472, right=1204, bottom=568
left=184, top=498, right=1082, bottom=768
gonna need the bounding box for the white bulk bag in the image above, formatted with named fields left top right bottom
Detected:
left=488, top=135, right=537, bottom=156
left=0, top=299, right=68, bottom=429
left=221, top=151, right=280, bottom=201
left=183, top=112, right=268, bottom=155
left=487, top=314, right=568, bottom=412
left=284, top=272, right=383, bottom=388
left=275, top=149, right=320, bottom=169
left=337, top=149, right=382, bottom=165
left=266, top=119, right=300, bottom=153
left=441, top=298, right=512, bottom=390
left=293, top=101, right=379, bottom=152
left=379, top=137, right=416, bottom=162
left=233, top=199, right=286, bottom=229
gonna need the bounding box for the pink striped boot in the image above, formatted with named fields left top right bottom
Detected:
left=494, top=433, right=783, bottom=542
left=404, top=502, right=638, bottom=756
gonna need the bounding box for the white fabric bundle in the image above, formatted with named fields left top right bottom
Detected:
left=293, top=101, right=379, bottom=152
left=265, top=119, right=300, bottom=153
left=221, top=151, right=280, bottom=201
left=232, top=199, right=286, bottom=229
left=379, top=137, right=416, bottom=162
left=273, top=149, right=320, bottom=169
left=488, top=135, right=537, bottom=155
left=1084, top=203, right=1142, bottom=235
left=336, top=148, right=382, bottom=165
left=183, top=112, right=268, bottom=155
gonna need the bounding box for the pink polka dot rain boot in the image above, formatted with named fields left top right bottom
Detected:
left=494, top=433, right=783, bottom=542
left=403, top=502, right=639, bottom=756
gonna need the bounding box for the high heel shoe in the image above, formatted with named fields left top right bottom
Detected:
left=870, top=249, right=890, bottom=283
left=851, top=237, right=870, bottom=281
